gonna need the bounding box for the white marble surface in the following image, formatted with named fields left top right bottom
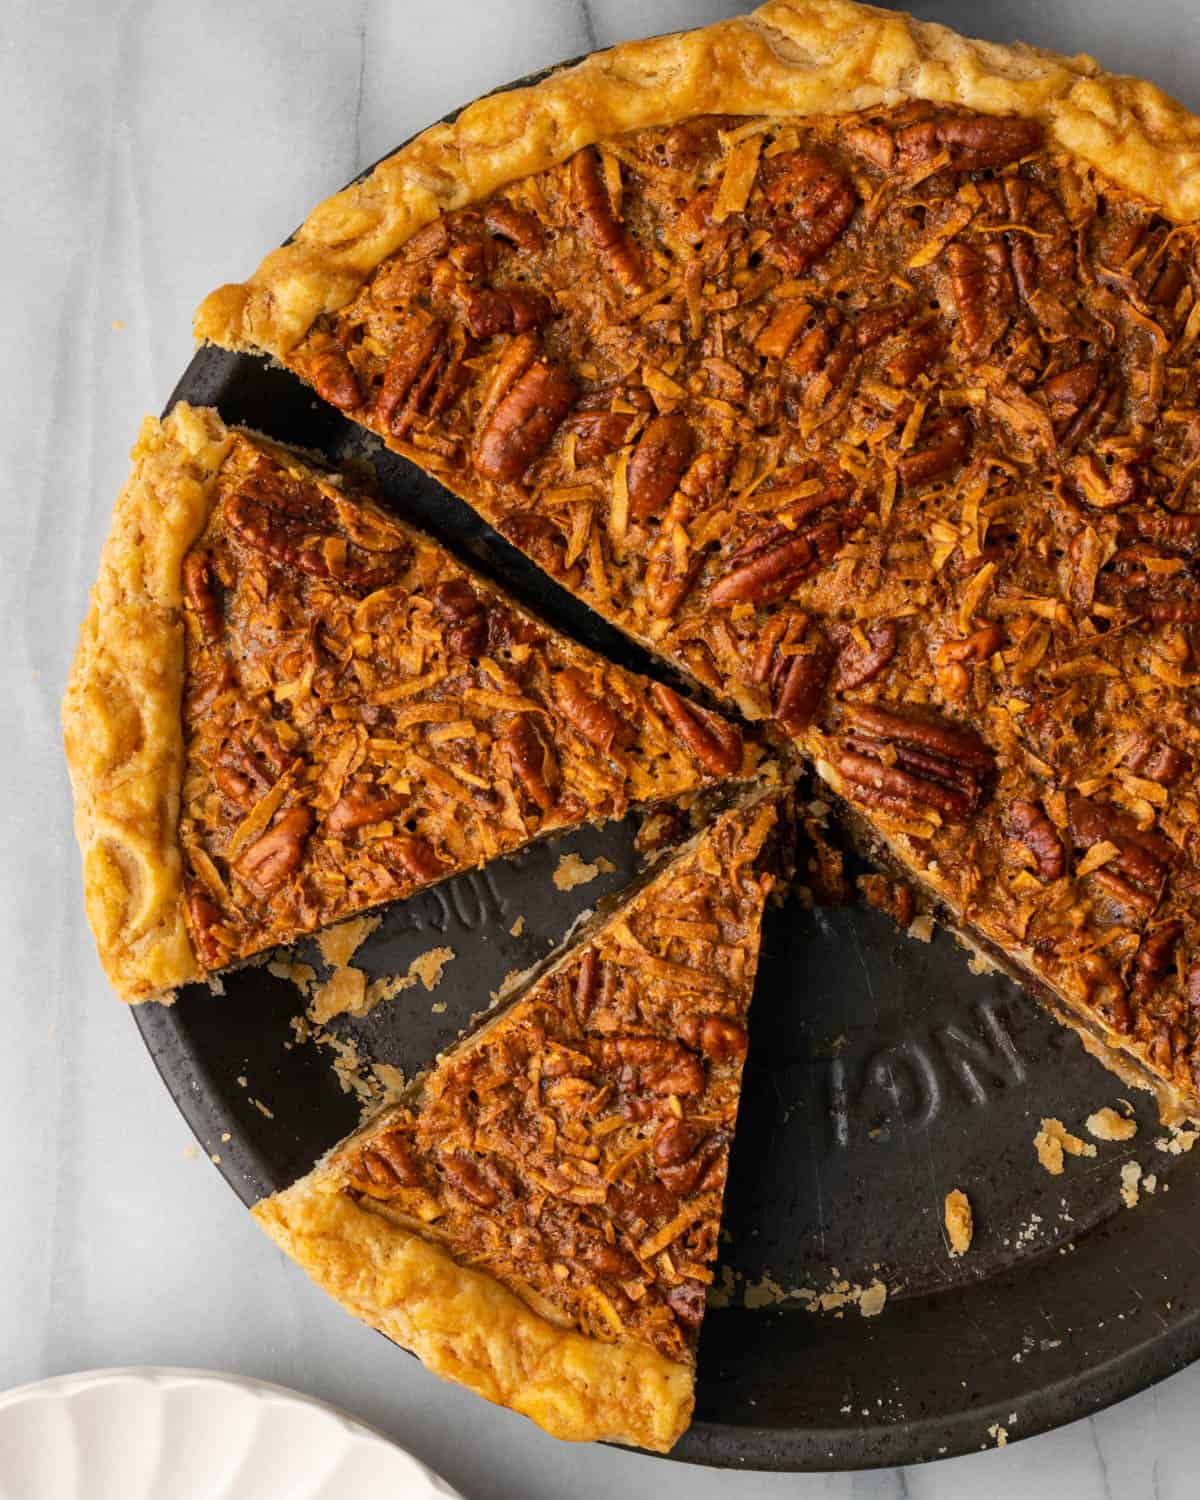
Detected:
left=4, top=1, right=1200, bottom=1496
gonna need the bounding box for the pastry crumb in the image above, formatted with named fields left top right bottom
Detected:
left=111, top=318, right=125, bottom=331
left=431, top=1000, right=447, bottom=1013
left=236, top=1075, right=248, bottom=1089
left=316, top=914, right=380, bottom=971
left=944, top=1188, right=973, bottom=1256
left=510, top=915, right=525, bottom=937
left=250, top=1097, right=274, bottom=1119
left=308, top=964, right=368, bottom=1024
left=1120, top=1160, right=1142, bottom=1209
left=409, top=945, right=455, bottom=991
left=857, top=1279, right=888, bottom=1317
left=371, top=1063, right=408, bottom=1100
left=210, top=1152, right=221, bottom=1165
left=1086, top=1106, right=1137, bottom=1142
left=220, top=1131, right=231, bottom=1143
left=553, top=852, right=616, bottom=891
left=1155, top=1123, right=1199, bottom=1155
left=987, top=1423, right=1009, bottom=1448
left=907, top=913, right=934, bottom=943
left=1034, top=1117, right=1096, bottom=1175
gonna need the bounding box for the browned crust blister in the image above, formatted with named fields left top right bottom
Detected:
left=196, top=0, right=1200, bottom=358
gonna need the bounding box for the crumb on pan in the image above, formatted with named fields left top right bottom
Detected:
left=510, top=915, right=525, bottom=937
left=1086, top=1106, right=1138, bottom=1142
left=944, top=1188, right=973, bottom=1256
left=409, top=945, right=455, bottom=991
left=1034, top=1117, right=1096, bottom=1175
left=552, top=852, right=616, bottom=891
left=1120, top=1160, right=1142, bottom=1208
left=316, top=915, right=381, bottom=971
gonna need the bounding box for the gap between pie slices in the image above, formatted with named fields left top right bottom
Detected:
left=254, top=787, right=788, bottom=1452
left=62, top=403, right=754, bottom=1003
left=196, top=0, right=1200, bottom=1118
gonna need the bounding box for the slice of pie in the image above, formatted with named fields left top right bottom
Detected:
left=254, top=788, right=786, bottom=1451
left=63, top=403, right=748, bottom=1002
left=196, top=1, right=1200, bottom=1113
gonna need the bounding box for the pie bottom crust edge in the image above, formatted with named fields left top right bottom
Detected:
left=253, top=1173, right=694, bottom=1452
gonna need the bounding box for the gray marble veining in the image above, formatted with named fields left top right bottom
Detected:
left=2, top=2, right=1196, bottom=1496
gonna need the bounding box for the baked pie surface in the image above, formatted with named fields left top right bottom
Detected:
left=254, top=791, right=785, bottom=1451
left=63, top=405, right=746, bottom=1001
left=196, top=1, right=1200, bottom=1114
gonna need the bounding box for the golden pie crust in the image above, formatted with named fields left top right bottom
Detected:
left=254, top=793, right=783, bottom=1451
left=62, top=405, right=233, bottom=1002
left=196, top=0, right=1200, bottom=358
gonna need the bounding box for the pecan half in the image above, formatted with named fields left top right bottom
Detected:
left=628, top=414, right=694, bottom=520
left=838, top=703, right=993, bottom=821
left=946, top=242, right=1013, bottom=356
left=353, top=1128, right=424, bottom=1191
left=554, top=668, right=630, bottom=751
left=463, top=285, right=553, bottom=340
left=845, top=703, right=994, bottom=771
left=1043, top=360, right=1104, bottom=412
left=897, top=415, right=971, bottom=486
left=474, top=360, right=576, bottom=482
left=384, top=834, right=445, bottom=883
left=236, top=805, right=314, bottom=892
left=699, top=1016, right=749, bottom=1063
left=566, top=389, right=645, bottom=465
left=302, top=332, right=361, bottom=411
left=653, top=1120, right=702, bottom=1167
left=328, top=782, right=407, bottom=835
left=1132, top=921, right=1182, bottom=1003
left=183, top=551, right=223, bottom=643
left=598, top=1037, right=705, bottom=1096
left=186, top=888, right=225, bottom=969
left=1124, top=734, right=1189, bottom=787
left=885, top=327, right=946, bottom=385
left=708, top=530, right=815, bottom=608
left=440, top=1151, right=512, bottom=1208
left=836, top=750, right=973, bottom=821
left=649, top=683, right=743, bottom=776
left=1009, top=799, right=1065, bottom=880
left=897, top=111, right=1043, bottom=172
left=375, top=312, right=451, bottom=437
left=500, top=713, right=560, bottom=813
left=833, top=621, right=897, bottom=690
left=571, top=146, right=644, bottom=287
left=759, top=150, right=857, bottom=273
left=226, top=469, right=408, bottom=588
left=1068, top=793, right=1173, bottom=889
left=483, top=201, right=544, bottom=253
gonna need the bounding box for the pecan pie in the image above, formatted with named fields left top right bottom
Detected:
left=197, top=1, right=1200, bottom=1113
left=63, top=404, right=748, bottom=1001
left=254, top=790, right=786, bottom=1451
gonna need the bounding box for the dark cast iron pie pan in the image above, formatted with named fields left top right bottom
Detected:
left=134, top=56, right=1200, bottom=1472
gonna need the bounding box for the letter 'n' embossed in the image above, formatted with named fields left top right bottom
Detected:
left=934, top=999, right=1026, bottom=1103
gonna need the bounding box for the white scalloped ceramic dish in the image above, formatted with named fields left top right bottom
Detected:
left=0, top=1367, right=465, bottom=1500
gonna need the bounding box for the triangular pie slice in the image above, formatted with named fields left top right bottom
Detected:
left=253, top=788, right=788, bottom=1451
left=196, top=2, right=1200, bottom=1112
left=63, top=403, right=750, bottom=1002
